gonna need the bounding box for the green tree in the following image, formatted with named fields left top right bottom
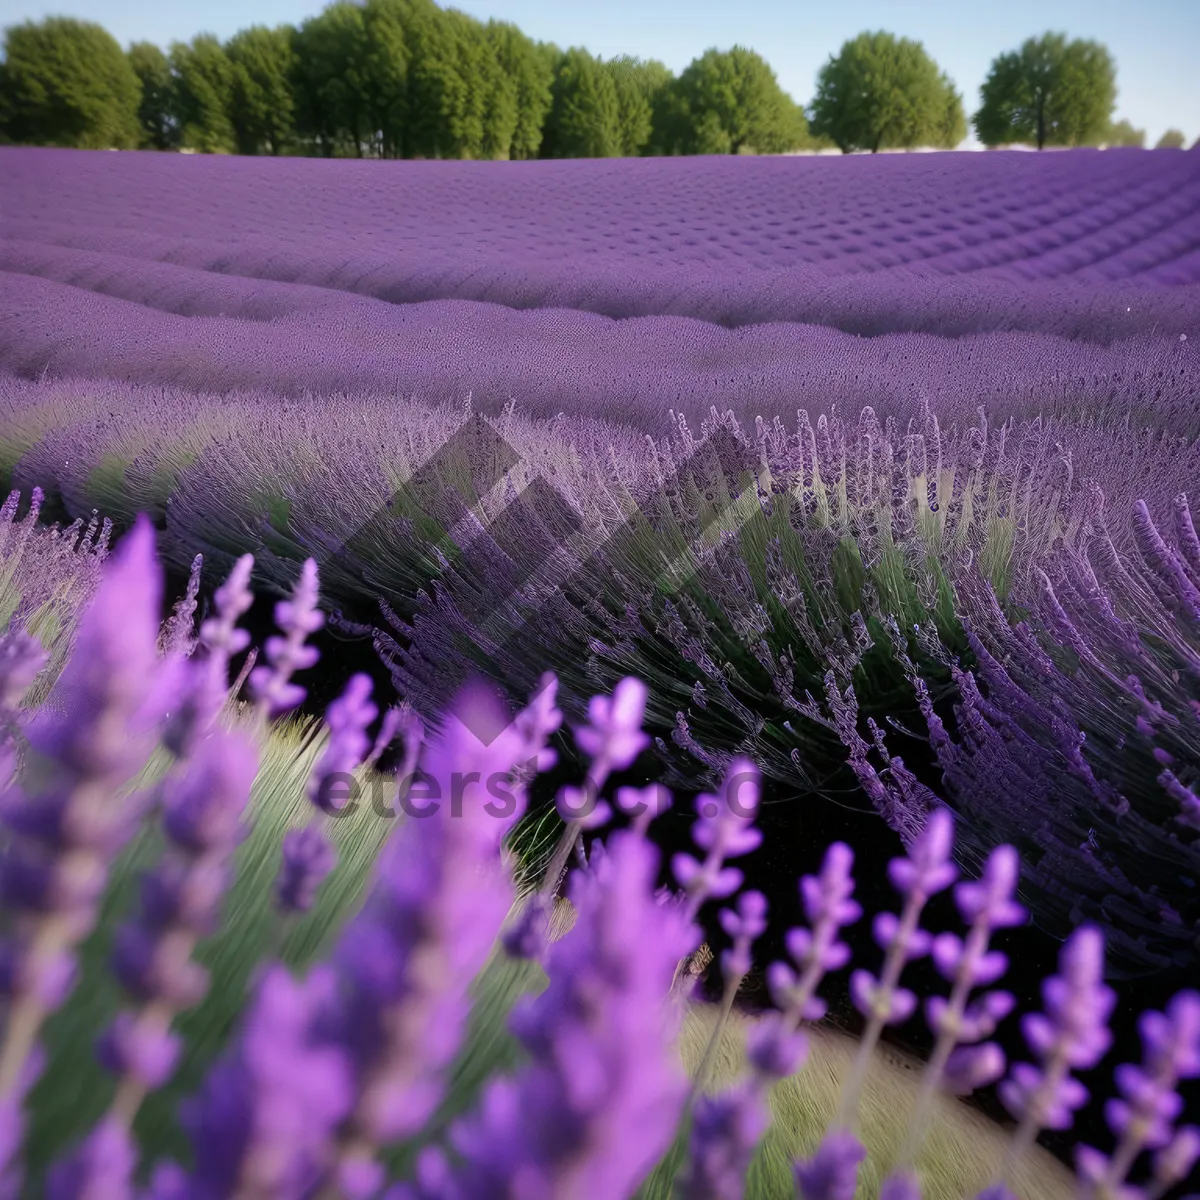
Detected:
left=169, top=34, right=236, bottom=153
left=974, top=33, right=1116, bottom=150
left=604, top=55, right=674, bottom=156
left=1102, top=118, right=1144, bottom=147
left=127, top=41, right=179, bottom=150
left=0, top=17, right=142, bottom=149
left=226, top=25, right=296, bottom=155
left=539, top=48, right=623, bottom=158
left=362, top=0, right=417, bottom=158
left=809, top=31, right=965, bottom=153
left=485, top=24, right=554, bottom=159
left=656, top=46, right=812, bottom=156
left=291, top=3, right=372, bottom=157
left=1155, top=128, right=1186, bottom=149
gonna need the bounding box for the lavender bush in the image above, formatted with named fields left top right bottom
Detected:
left=0, top=517, right=1197, bottom=1198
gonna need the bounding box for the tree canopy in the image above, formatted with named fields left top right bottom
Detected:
left=127, top=42, right=179, bottom=150
left=169, top=34, right=237, bottom=153
left=0, top=17, right=142, bottom=149
left=1102, top=118, right=1144, bottom=148
left=808, top=31, right=965, bottom=153
left=974, top=33, right=1116, bottom=150
left=1155, top=128, right=1186, bottom=150
left=655, top=46, right=813, bottom=156
left=539, top=48, right=623, bottom=159
left=227, top=26, right=296, bottom=155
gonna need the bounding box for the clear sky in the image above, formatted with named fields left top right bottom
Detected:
left=2, top=0, right=1196, bottom=147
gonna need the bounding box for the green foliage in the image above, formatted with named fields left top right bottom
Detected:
left=1101, top=117, right=1144, bottom=147
left=540, top=47, right=623, bottom=158
left=291, top=3, right=372, bottom=158
left=127, top=42, right=179, bottom=150
left=1154, top=127, right=1186, bottom=149
left=0, top=17, right=142, bottom=149
left=226, top=25, right=296, bottom=156
left=808, top=31, right=965, bottom=153
left=974, top=32, right=1116, bottom=150
left=487, top=25, right=556, bottom=160
left=656, top=46, right=812, bottom=156
left=169, top=34, right=237, bottom=154
left=604, top=55, right=675, bottom=157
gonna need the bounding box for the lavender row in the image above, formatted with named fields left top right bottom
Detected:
left=2, top=281, right=1197, bottom=437
left=2, top=147, right=1199, bottom=339
left=1, top=526, right=1198, bottom=1198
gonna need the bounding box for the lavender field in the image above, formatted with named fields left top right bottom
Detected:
left=2, top=143, right=1200, bottom=1199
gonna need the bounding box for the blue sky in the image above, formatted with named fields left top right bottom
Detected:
left=3, top=0, right=1197, bottom=146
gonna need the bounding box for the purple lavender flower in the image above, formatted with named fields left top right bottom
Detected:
left=677, top=891, right=770, bottom=1200
left=0, top=516, right=163, bottom=1116
left=318, top=676, right=562, bottom=1194
left=102, top=732, right=258, bottom=1113
left=673, top=757, right=762, bottom=922
left=0, top=631, right=47, bottom=717
left=678, top=1081, right=772, bottom=1200
left=161, top=553, right=253, bottom=760
left=991, top=924, right=1116, bottom=1189
left=768, top=841, right=862, bottom=1027
left=542, top=676, right=646, bottom=897
left=45, top=1115, right=137, bottom=1200
left=308, top=673, right=377, bottom=816
left=794, top=1128, right=868, bottom=1200
left=276, top=826, right=336, bottom=915
left=248, top=558, right=323, bottom=719
left=152, top=964, right=354, bottom=1199
left=1074, top=989, right=1200, bottom=1200
left=883, top=841, right=1025, bottom=1195
left=446, top=825, right=699, bottom=1198
left=158, top=553, right=203, bottom=661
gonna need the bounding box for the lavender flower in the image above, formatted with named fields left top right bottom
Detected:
left=884, top=843, right=1025, bottom=1189
left=276, top=826, right=336, bottom=916
left=158, top=553, right=203, bottom=660
left=0, top=517, right=163, bottom=1114
left=543, top=676, right=648, bottom=897
left=799, top=810, right=956, bottom=1200
left=673, top=757, right=762, bottom=923
left=161, top=553, right=254, bottom=760
left=446, top=825, right=699, bottom=1198
left=1074, top=989, right=1200, bottom=1200
left=308, top=673, right=377, bottom=816
left=319, top=676, right=562, bottom=1196
left=0, top=631, right=47, bottom=718
left=248, top=558, right=323, bottom=719
left=794, top=1128, right=868, bottom=1200
left=45, top=1115, right=137, bottom=1200
left=677, top=891, right=770, bottom=1200
left=148, top=964, right=354, bottom=1199
left=993, top=924, right=1116, bottom=1187
left=102, top=731, right=259, bottom=1117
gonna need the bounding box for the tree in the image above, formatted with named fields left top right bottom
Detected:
left=974, top=33, right=1115, bottom=150
left=127, top=42, right=179, bottom=150
left=539, top=48, right=622, bottom=158
left=169, top=34, right=236, bottom=153
left=291, top=4, right=372, bottom=158
left=485, top=22, right=552, bottom=159
left=808, top=31, right=964, bottom=153
left=225, top=26, right=296, bottom=155
left=0, top=17, right=142, bottom=149
left=1155, top=128, right=1186, bottom=149
left=604, top=55, right=673, bottom=157
left=656, top=46, right=812, bottom=156
left=1101, top=118, right=1144, bottom=148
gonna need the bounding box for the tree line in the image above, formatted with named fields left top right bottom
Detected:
left=0, top=2, right=1192, bottom=158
